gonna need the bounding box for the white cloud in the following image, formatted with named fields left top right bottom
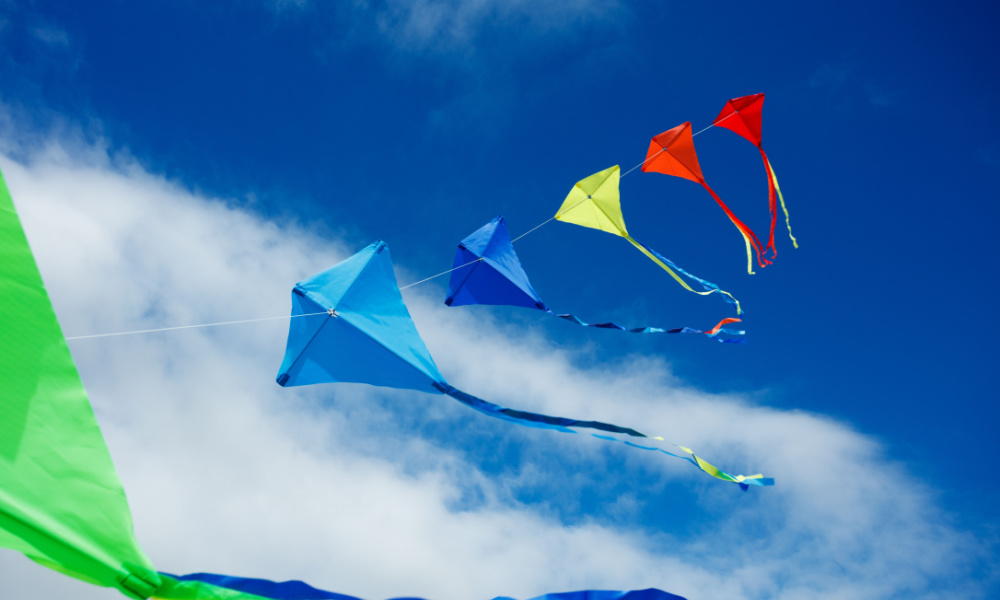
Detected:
left=0, top=133, right=995, bottom=600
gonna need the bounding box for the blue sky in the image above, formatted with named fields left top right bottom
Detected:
left=1, top=1, right=999, bottom=599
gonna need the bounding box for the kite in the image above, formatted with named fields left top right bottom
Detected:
left=713, top=93, right=798, bottom=252
left=445, top=215, right=745, bottom=343
left=641, top=123, right=770, bottom=274
left=0, top=166, right=692, bottom=599
left=276, top=240, right=771, bottom=489
left=552, top=165, right=743, bottom=314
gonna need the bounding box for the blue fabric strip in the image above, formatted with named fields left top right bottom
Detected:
left=162, top=573, right=688, bottom=600
left=436, top=384, right=769, bottom=490
left=630, top=238, right=744, bottom=315
left=499, top=590, right=688, bottom=600
left=162, top=572, right=362, bottom=599
left=549, top=311, right=744, bottom=343
left=436, top=383, right=638, bottom=435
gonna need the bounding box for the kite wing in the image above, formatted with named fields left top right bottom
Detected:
left=553, top=166, right=743, bottom=314
left=641, top=122, right=770, bottom=274
left=446, top=216, right=744, bottom=341
left=0, top=167, right=694, bottom=599
left=714, top=93, right=798, bottom=250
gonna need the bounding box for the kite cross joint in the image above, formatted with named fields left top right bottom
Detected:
left=327, top=308, right=339, bottom=317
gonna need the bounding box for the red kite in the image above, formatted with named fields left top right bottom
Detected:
left=642, top=122, right=771, bottom=274
left=714, top=93, right=798, bottom=254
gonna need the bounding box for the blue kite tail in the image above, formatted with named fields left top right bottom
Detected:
left=547, top=310, right=746, bottom=343
left=630, top=238, right=744, bottom=315
left=433, top=383, right=773, bottom=489
left=435, top=382, right=647, bottom=436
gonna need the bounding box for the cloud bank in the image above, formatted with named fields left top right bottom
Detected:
left=0, top=133, right=994, bottom=600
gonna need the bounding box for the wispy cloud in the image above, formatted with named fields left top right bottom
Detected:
left=865, top=82, right=903, bottom=107
left=977, top=143, right=1000, bottom=168
left=362, top=0, right=625, bottom=53
left=0, top=126, right=995, bottom=599
left=30, top=25, right=70, bottom=47
left=802, top=58, right=902, bottom=112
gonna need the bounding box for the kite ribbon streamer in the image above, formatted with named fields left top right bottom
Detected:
left=700, top=181, right=769, bottom=275
left=766, top=156, right=798, bottom=248
left=641, top=123, right=771, bottom=274
left=276, top=241, right=771, bottom=489
left=0, top=166, right=691, bottom=599
left=435, top=383, right=771, bottom=490
left=622, top=234, right=743, bottom=314
left=547, top=311, right=745, bottom=343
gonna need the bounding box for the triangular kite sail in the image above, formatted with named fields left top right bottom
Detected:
left=277, top=242, right=771, bottom=488
left=641, top=123, right=771, bottom=274
left=553, top=165, right=743, bottom=314
left=0, top=167, right=696, bottom=599
left=714, top=93, right=798, bottom=251
left=446, top=216, right=745, bottom=342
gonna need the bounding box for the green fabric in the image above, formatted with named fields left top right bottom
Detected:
left=0, top=166, right=161, bottom=598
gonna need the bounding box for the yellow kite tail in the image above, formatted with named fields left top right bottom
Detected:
left=741, top=231, right=755, bottom=275
left=767, top=157, right=798, bottom=249
left=624, top=234, right=743, bottom=315
left=625, top=234, right=698, bottom=292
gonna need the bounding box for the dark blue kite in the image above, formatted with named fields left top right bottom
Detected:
left=446, top=216, right=745, bottom=342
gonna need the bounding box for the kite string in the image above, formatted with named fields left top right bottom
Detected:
left=396, top=146, right=650, bottom=287
left=619, top=147, right=664, bottom=178
left=396, top=120, right=722, bottom=289
left=65, top=312, right=328, bottom=341
left=399, top=256, right=482, bottom=291
left=508, top=116, right=725, bottom=246
left=68, top=118, right=729, bottom=340
left=508, top=216, right=555, bottom=244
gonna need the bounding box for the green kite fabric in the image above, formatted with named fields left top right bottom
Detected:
left=0, top=166, right=162, bottom=598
